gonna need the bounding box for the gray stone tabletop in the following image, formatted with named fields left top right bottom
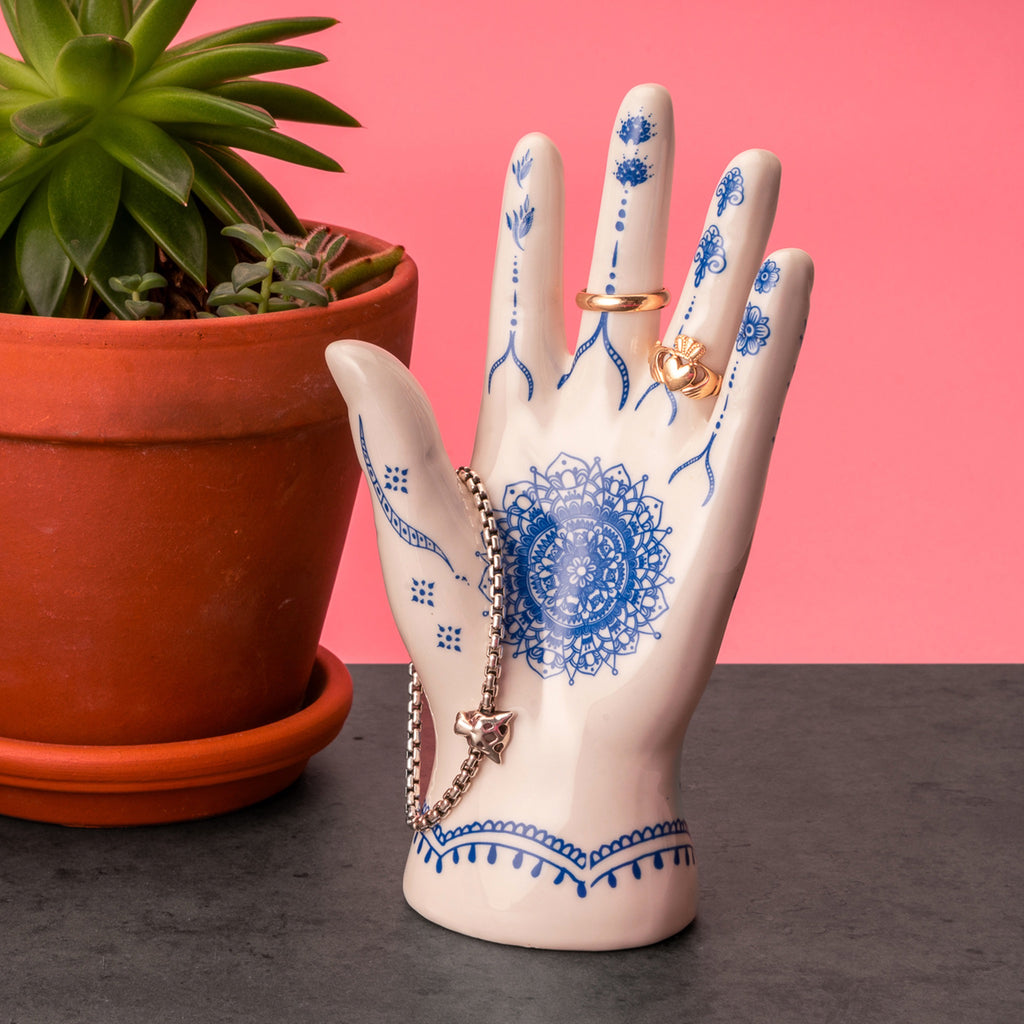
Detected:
left=1, top=664, right=1020, bottom=1024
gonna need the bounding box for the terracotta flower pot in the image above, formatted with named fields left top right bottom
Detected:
left=0, top=227, right=416, bottom=825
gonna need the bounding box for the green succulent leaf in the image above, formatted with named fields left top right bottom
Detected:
left=122, top=171, right=206, bottom=284
left=181, top=141, right=261, bottom=227
left=88, top=206, right=155, bottom=318
left=170, top=124, right=341, bottom=172
left=163, top=17, right=337, bottom=56
left=200, top=146, right=300, bottom=234
left=93, top=113, right=193, bottom=203
left=0, top=89, right=49, bottom=119
left=270, top=245, right=314, bottom=271
left=0, top=131, right=62, bottom=189
left=0, top=227, right=27, bottom=313
left=210, top=80, right=359, bottom=127
left=48, top=141, right=123, bottom=275
left=270, top=278, right=327, bottom=305
left=10, top=0, right=82, bottom=90
left=0, top=172, right=36, bottom=237
left=0, top=53, right=49, bottom=92
left=125, top=297, right=164, bottom=319
left=55, top=34, right=136, bottom=107
left=125, top=0, right=196, bottom=77
left=16, top=181, right=75, bottom=316
left=134, top=44, right=326, bottom=91
left=221, top=222, right=267, bottom=254
left=116, top=86, right=274, bottom=129
left=230, top=261, right=267, bottom=290
left=78, top=0, right=133, bottom=37
left=11, top=98, right=95, bottom=147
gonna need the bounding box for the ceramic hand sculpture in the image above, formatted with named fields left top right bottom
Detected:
left=326, top=84, right=813, bottom=950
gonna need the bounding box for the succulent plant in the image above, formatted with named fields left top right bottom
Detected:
left=0, top=0, right=362, bottom=318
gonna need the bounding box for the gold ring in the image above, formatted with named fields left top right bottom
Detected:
left=576, top=289, right=670, bottom=313
left=649, top=334, right=722, bottom=399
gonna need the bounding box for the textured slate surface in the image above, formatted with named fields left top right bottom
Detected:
left=1, top=664, right=1020, bottom=1023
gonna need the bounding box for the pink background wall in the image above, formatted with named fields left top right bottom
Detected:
left=5, top=2, right=1019, bottom=662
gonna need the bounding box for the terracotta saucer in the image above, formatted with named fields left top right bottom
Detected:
left=0, top=647, right=352, bottom=827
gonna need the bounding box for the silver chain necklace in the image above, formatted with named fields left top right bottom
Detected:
left=405, top=467, right=514, bottom=832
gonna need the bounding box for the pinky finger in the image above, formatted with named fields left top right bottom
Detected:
left=687, top=248, right=813, bottom=534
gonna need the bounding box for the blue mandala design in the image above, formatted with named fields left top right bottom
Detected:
left=495, top=454, right=673, bottom=683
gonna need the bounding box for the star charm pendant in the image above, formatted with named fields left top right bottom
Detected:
left=454, top=708, right=515, bottom=764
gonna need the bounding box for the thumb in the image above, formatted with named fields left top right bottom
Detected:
left=325, top=340, right=490, bottom=697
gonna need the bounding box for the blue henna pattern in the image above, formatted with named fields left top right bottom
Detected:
left=634, top=380, right=678, bottom=426
left=754, top=258, right=780, bottom=294
left=557, top=312, right=630, bottom=410
left=487, top=328, right=535, bottom=399
left=614, top=155, right=651, bottom=187
left=506, top=196, right=535, bottom=251
left=736, top=303, right=771, bottom=355
left=411, top=579, right=435, bottom=607
left=668, top=360, right=739, bottom=503
left=493, top=454, right=673, bottom=683
left=617, top=111, right=657, bottom=145
left=384, top=465, right=408, bottom=492
left=358, top=416, right=454, bottom=572
left=693, top=225, right=727, bottom=287
left=436, top=625, right=462, bottom=652
left=413, top=818, right=692, bottom=900
left=589, top=819, right=694, bottom=891
left=714, top=166, right=745, bottom=217
left=512, top=149, right=533, bottom=188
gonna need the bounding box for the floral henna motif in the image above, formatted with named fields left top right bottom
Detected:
left=492, top=454, right=673, bottom=683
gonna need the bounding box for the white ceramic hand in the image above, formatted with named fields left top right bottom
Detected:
left=326, top=84, right=812, bottom=950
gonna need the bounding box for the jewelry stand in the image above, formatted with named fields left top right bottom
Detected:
left=326, top=83, right=812, bottom=948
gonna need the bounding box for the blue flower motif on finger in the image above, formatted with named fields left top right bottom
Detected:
left=512, top=150, right=533, bottom=188
left=506, top=197, right=535, bottom=251
left=495, top=454, right=673, bottom=684
left=617, top=112, right=657, bottom=145
left=714, top=166, right=744, bottom=217
left=736, top=303, right=771, bottom=356
left=693, top=225, right=726, bottom=287
left=754, top=259, right=780, bottom=294
left=614, top=155, right=652, bottom=187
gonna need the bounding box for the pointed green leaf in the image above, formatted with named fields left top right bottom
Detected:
left=48, top=141, right=122, bottom=275
left=133, top=44, right=326, bottom=91
left=170, top=124, right=341, bottom=172
left=122, top=171, right=205, bottom=284
left=0, top=227, right=28, bottom=312
left=0, top=173, right=36, bottom=237
left=181, top=140, right=260, bottom=227
left=0, top=53, right=49, bottom=92
left=16, top=180, right=75, bottom=316
left=0, top=131, right=62, bottom=188
left=93, top=113, right=193, bottom=203
left=164, top=17, right=337, bottom=56
left=11, top=97, right=94, bottom=147
left=0, top=1, right=30, bottom=65
left=0, top=89, right=50, bottom=118
left=79, top=0, right=132, bottom=37
left=116, top=86, right=274, bottom=129
left=124, top=0, right=196, bottom=76
left=55, top=34, right=135, bottom=106
left=211, top=81, right=359, bottom=127
left=11, top=0, right=82, bottom=90
left=89, top=206, right=154, bottom=317
left=270, top=246, right=314, bottom=271
left=199, top=144, right=302, bottom=234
